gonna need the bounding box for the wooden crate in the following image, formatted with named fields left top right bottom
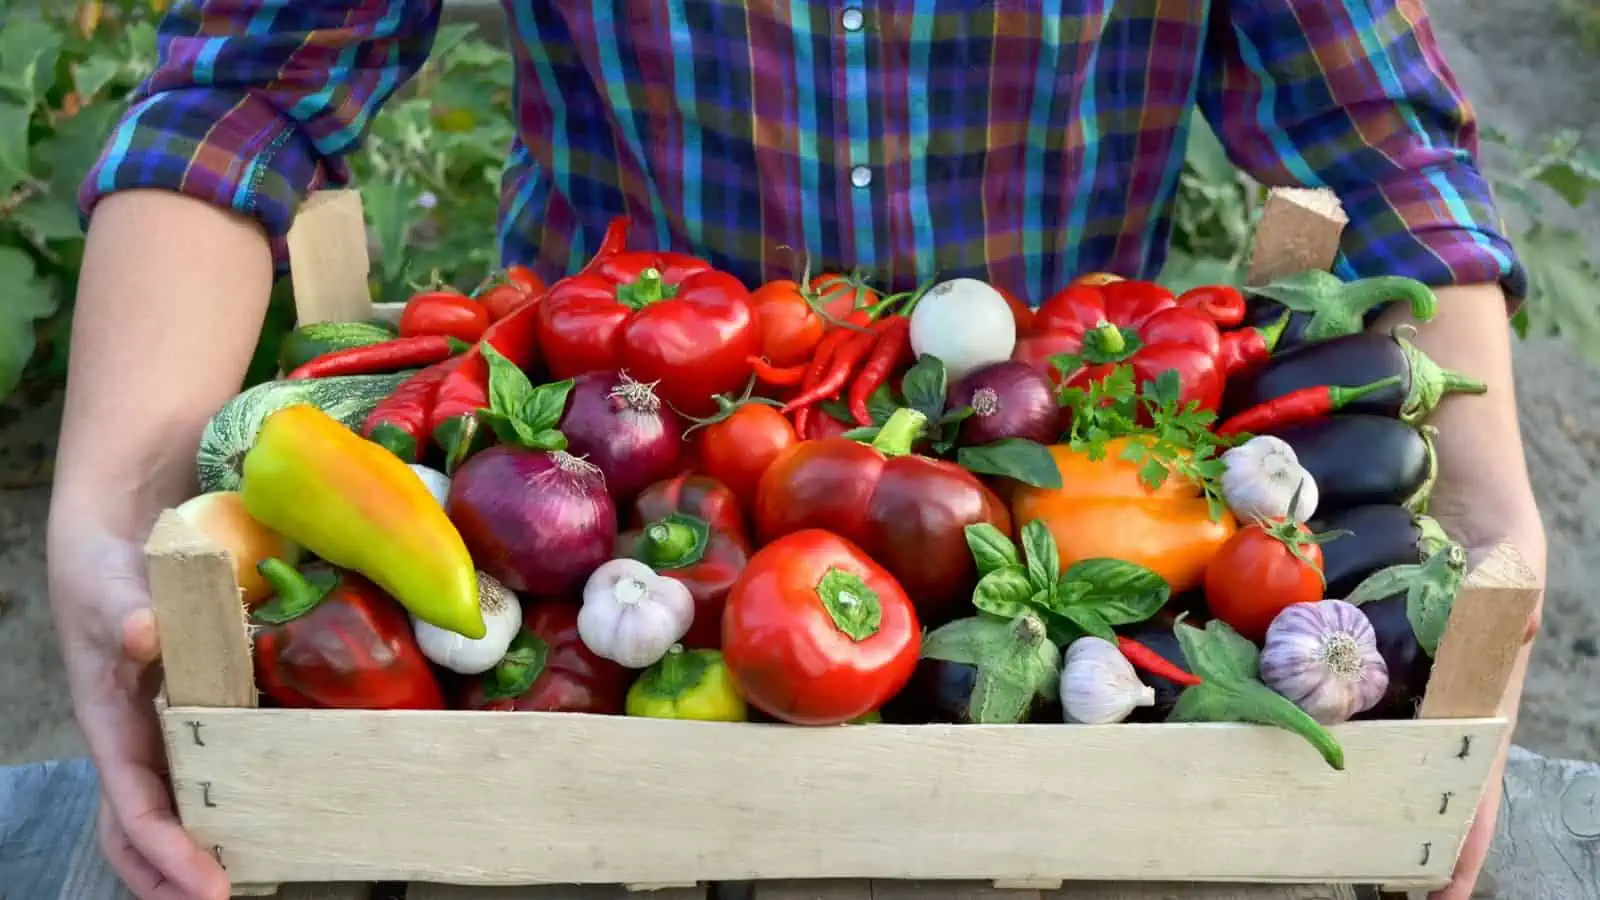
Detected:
left=145, top=188, right=1542, bottom=900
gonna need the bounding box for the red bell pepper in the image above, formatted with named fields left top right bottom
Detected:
left=535, top=219, right=758, bottom=416
left=1012, top=279, right=1225, bottom=414
left=459, top=600, right=632, bottom=714
left=251, top=559, right=446, bottom=710
left=617, top=474, right=751, bottom=649
left=429, top=293, right=546, bottom=472
left=753, top=407, right=1013, bottom=625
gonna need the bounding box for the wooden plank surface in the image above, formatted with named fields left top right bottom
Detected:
left=144, top=510, right=256, bottom=709
left=157, top=708, right=1502, bottom=889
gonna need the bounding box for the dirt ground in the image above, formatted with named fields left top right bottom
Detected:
left=1, top=0, right=1597, bottom=767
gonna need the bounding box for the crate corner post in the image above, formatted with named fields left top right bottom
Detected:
left=143, top=509, right=257, bottom=710
left=1245, top=186, right=1349, bottom=285
left=1419, top=541, right=1544, bottom=720
left=285, top=189, right=376, bottom=327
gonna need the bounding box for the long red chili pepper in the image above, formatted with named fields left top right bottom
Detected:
left=846, top=317, right=911, bottom=426
left=1215, top=374, right=1403, bottom=438
left=285, top=335, right=466, bottom=380
left=1116, top=635, right=1202, bottom=688
left=747, top=356, right=808, bottom=387
left=789, top=310, right=870, bottom=438
left=1217, top=311, right=1290, bottom=377
left=782, top=326, right=877, bottom=416
left=1177, top=284, right=1247, bottom=329
left=361, top=356, right=465, bottom=462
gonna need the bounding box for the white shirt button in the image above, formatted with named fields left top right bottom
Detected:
left=850, top=166, right=872, bottom=188
left=841, top=8, right=864, bottom=31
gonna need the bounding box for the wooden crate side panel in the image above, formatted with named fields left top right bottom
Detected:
left=1420, top=542, right=1543, bottom=720
left=161, top=709, right=1504, bottom=890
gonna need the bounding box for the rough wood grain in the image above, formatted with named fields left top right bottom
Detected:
left=1472, top=746, right=1600, bottom=899
left=144, top=511, right=256, bottom=709
left=285, top=190, right=373, bottom=326
left=1421, top=542, right=1543, bottom=720
left=275, top=885, right=370, bottom=900
left=1245, top=187, right=1348, bottom=285
left=158, top=708, right=1503, bottom=889
left=1043, top=885, right=1358, bottom=899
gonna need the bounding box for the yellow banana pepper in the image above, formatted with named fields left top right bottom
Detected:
left=625, top=646, right=747, bottom=722
left=240, top=404, right=485, bottom=639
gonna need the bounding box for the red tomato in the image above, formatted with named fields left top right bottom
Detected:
left=722, top=529, right=921, bottom=725
left=399, top=291, right=491, bottom=343
left=694, top=403, right=798, bottom=512
left=749, top=273, right=877, bottom=367
left=1203, top=521, right=1328, bottom=641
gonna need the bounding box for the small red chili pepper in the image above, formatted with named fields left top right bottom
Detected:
left=846, top=317, right=911, bottom=426
left=361, top=356, right=466, bottom=462
left=747, top=356, right=808, bottom=387
left=1177, top=284, right=1247, bottom=329
left=789, top=311, right=870, bottom=438
left=285, top=335, right=467, bottom=380
left=782, top=325, right=878, bottom=416
left=430, top=299, right=545, bottom=472
left=1217, top=311, right=1290, bottom=378
left=1116, top=635, right=1202, bottom=688
left=1216, top=374, right=1405, bottom=438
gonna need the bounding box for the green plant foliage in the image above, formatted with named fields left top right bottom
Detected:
left=1159, top=116, right=1265, bottom=295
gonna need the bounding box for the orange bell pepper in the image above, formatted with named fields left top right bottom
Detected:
left=239, top=404, right=485, bottom=638
left=1009, top=440, right=1236, bottom=593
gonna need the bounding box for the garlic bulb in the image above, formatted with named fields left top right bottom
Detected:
left=1260, top=599, right=1389, bottom=725
left=413, top=571, right=521, bottom=674
left=1220, top=435, right=1318, bottom=523
left=408, top=464, right=451, bottom=507
left=577, top=558, right=695, bottom=668
left=1060, top=636, right=1155, bottom=724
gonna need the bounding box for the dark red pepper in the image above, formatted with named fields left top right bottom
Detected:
left=617, top=474, right=752, bottom=649
left=459, top=600, right=631, bottom=714
left=1216, top=375, right=1404, bottom=438
left=285, top=335, right=467, bottom=380
left=361, top=356, right=465, bottom=462
left=250, top=559, right=445, bottom=710
left=1012, top=279, right=1225, bottom=414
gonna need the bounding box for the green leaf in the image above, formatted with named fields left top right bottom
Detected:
left=1169, top=619, right=1346, bottom=770
left=901, top=354, right=949, bottom=421
left=1056, top=558, right=1170, bottom=625
left=920, top=614, right=1018, bottom=667
left=866, top=383, right=900, bottom=425
left=1345, top=540, right=1468, bottom=658
left=0, top=248, right=54, bottom=319
left=964, top=523, right=1020, bottom=577
left=0, top=20, right=62, bottom=101
left=971, top=565, right=1034, bottom=620
left=0, top=305, right=37, bottom=400
left=922, top=613, right=1059, bottom=724
left=1050, top=604, right=1114, bottom=643
left=482, top=343, right=534, bottom=417
left=521, top=378, right=573, bottom=433
left=360, top=177, right=420, bottom=287
left=73, top=56, right=125, bottom=103
left=1533, top=159, right=1600, bottom=208
left=12, top=192, right=84, bottom=241
left=0, top=101, right=33, bottom=195
left=1020, top=520, right=1060, bottom=593
left=957, top=438, right=1063, bottom=488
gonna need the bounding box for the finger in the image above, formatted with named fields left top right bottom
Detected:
left=1429, top=780, right=1501, bottom=900
left=98, top=750, right=232, bottom=900
left=98, top=795, right=190, bottom=900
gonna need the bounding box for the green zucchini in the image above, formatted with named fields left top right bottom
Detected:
left=277, top=321, right=396, bottom=373
left=197, top=371, right=414, bottom=492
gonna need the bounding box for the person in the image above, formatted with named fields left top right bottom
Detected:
left=48, top=3, right=1546, bottom=900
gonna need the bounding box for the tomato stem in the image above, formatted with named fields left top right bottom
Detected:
left=870, top=407, right=928, bottom=457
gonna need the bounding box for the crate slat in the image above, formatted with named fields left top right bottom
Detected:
left=275, top=884, right=372, bottom=900
left=408, top=885, right=707, bottom=899
left=160, top=707, right=1502, bottom=890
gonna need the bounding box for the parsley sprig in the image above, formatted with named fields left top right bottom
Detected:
left=1052, top=361, right=1232, bottom=521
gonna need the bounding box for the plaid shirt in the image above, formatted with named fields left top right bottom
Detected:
left=81, top=1, right=1526, bottom=303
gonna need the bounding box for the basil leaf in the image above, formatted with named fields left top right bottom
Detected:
left=1051, top=604, right=1115, bottom=643
left=521, top=378, right=574, bottom=433
left=866, top=384, right=900, bottom=426
left=481, top=410, right=541, bottom=449
left=1169, top=619, right=1345, bottom=771
left=902, top=354, right=949, bottom=420
left=818, top=399, right=855, bottom=425
left=964, top=523, right=1021, bottom=576
left=972, top=566, right=1033, bottom=619
left=1020, top=520, right=1060, bottom=593
left=482, top=343, right=535, bottom=419
left=1057, top=558, right=1170, bottom=626
left=957, top=439, right=1063, bottom=488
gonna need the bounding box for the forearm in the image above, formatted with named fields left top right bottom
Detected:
left=51, top=190, right=274, bottom=541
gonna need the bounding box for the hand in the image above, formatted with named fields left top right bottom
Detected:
left=47, top=522, right=232, bottom=900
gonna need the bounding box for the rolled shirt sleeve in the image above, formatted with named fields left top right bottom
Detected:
left=79, top=1, right=441, bottom=266
left=1199, top=0, right=1528, bottom=305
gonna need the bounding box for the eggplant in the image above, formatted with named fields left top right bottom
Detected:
left=885, top=658, right=1061, bottom=725
left=1222, top=331, right=1484, bottom=425
left=1117, top=622, right=1192, bottom=723
left=1350, top=594, right=1432, bottom=720
left=1268, top=414, right=1432, bottom=512
left=1309, top=504, right=1445, bottom=597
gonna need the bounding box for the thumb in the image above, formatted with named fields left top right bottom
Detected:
left=122, top=607, right=161, bottom=665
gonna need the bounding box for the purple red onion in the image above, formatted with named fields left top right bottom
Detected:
left=559, top=370, right=685, bottom=504
left=446, top=446, right=617, bottom=598
left=947, top=360, right=1060, bottom=446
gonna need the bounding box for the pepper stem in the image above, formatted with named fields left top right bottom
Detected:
left=870, top=407, right=928, bottom=457
left=618, top=267, right=677, bottom=310
left=1092, top=320, right=1126, bottom=355
left=252, top=559, right=336, bottom=625
left=1258, top=310, right=1290, bottom=355
left=1327, top=374, right=1404, bottom=410
left=483, top=629, right=549, bottom=700
left=642, top=514, right=711, bottom=569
